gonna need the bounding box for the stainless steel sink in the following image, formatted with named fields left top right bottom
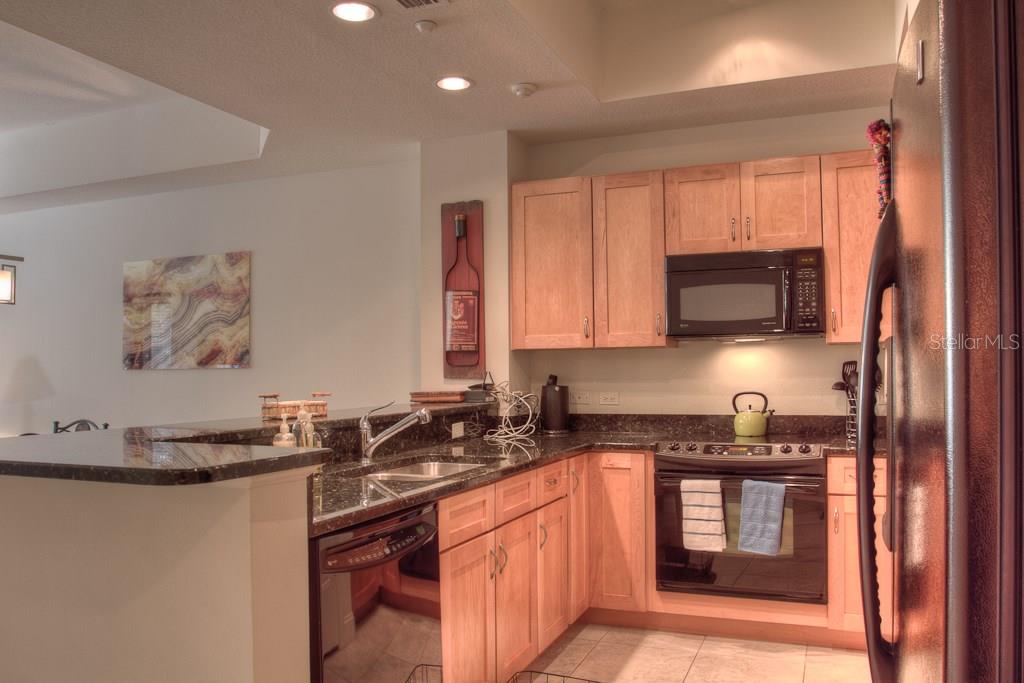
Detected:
left=365, top=461, right=483, bottom=482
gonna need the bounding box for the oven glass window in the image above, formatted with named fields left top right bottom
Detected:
left=655, top=478, right=826, bottom=603
left=679, top=282, right=778, bottom=322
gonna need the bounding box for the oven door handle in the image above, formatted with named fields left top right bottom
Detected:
left=656, top=474, right=822, bottom=492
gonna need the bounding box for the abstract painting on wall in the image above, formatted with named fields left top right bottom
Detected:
left=123, top=251, right=251, bottom=370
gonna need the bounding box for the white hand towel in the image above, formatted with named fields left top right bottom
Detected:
left=680, top=479, right=726, bottom=552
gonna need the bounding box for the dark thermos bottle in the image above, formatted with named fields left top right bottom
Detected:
left=540, top=374, right=570, bottom=434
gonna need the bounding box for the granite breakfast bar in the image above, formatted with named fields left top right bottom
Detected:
left=0, top=425, right=332, bottom=683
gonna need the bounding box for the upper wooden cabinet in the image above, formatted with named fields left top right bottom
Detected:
left=664, top=163, right=742, bottom=254
left=665, top=155, right=822, bottom=255
left=510, top=177, right=594, bottom=349
left=821, top=150, right=886, bottom=343
left=740, top=155, right=822, bottom=250
left=593, top=171, right=669, bottom=347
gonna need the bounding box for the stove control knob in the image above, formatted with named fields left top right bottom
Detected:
left=798, top=443, right=812, bottom=454
left=685, top=442, right=699, bottom=452
left=668, top=442, right=681, bottom=451
left=779, top=444, right=793, bottom=454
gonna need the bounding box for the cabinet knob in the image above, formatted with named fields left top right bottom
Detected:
left=656, top=313, right=662, bottom=336
left=730, top=217, right=736, bottom=241
left=746, top=216, right=752, bottom=240
left=833, top=508, right=840, bottom=534
left=489, top=547, right=499, bottom=579
left=583, top=316, right=590, bottom=339
left=539, top=523, right=548, bottom=549
left=571, top=468, right=580, bottom=493
left=831, top=309, right=838, bottom=334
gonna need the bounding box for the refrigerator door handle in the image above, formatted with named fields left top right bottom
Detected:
left=856, top=201, right=898, bottom=683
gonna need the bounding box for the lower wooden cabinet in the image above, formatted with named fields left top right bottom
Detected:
left=588, top=452, right=647, bottom=612
left=568, top=454, right=590, bottom=622
left=440, top=531, right=497, bottom=683
left=495, top=512, right=539, bottom=682
left=536, top=498, right=570, bottom=652
left=825, top=456, right=894, bottom=639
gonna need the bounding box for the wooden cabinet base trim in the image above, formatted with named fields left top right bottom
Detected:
left=644, top=588, right=828, bottom=628
left=582, top=608, right=866, bottom=651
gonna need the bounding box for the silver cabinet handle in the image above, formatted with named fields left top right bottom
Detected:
left=730, top=217, right=736, bottom=241
left=656, top=313, right=662, bottom=336
left=489, top=547, right=499, bottom=579
left=570, top=469, right=580, bottom=493
left=831, top=309, right=838, bottom=334
left=746, top=216, right=752, bottom=240
left=539, top=523, right=548, bottom=550
left=583, top=316, right=590, bottom=338
left=498, top=543, right=508, bottom=573
left=833, top=508, right=840, bottom=535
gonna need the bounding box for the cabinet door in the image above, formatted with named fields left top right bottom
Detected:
left=593, top=171, right=668, bottom=347
left=568, top=455, right=590, bottom=622
left=510, top=177, right=594, bottom=349
left=740, top=155, right=822, bottom=250
left=440, top=532, right=496, bottom=683
left=827, top=494, right=894, bottom=640
left=821, top=150, right=882, bottom=343
left=664, top=163, right=742, bottom=255
left=536, top=498, right=570, bottom=652
left=588, top=452, right=647, bottom=611
left=495, top=512, right=538, bottom=682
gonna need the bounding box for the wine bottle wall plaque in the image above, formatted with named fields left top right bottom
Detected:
left=441, top=201, right=485, bottom=379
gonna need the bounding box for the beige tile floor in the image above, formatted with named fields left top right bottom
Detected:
left=528, top=624, right=871, bottom=683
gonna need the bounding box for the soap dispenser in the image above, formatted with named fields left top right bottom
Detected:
left=273, top=419, right=296, bottom=447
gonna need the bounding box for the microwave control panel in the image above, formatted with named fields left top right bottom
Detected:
left=794, top=257, right=823, bottom=331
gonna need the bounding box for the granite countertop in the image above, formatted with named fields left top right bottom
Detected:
left=311, top=429, right=870, bottom=537
left=0, top=428, right=332, bottom=485
left=0, top=403, right=481, bottom=486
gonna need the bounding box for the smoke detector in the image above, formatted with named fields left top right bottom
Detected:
left=510, top=83, right=538, bottom=98
left=414, top=19, right=437, bottom=33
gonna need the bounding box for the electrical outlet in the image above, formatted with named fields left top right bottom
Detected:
left=571, top=391, right=592, bottom=405
left=599, top=391, right=620, bottom=406
left=451, top=421, right=465, bottom=439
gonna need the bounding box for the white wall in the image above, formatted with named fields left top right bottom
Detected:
left=521, top=107, right=888, bottom=415
left=419, top=131, right=529, bottom=395
left=526, top=340, right=856, bottom=416
left=0, top=161, right=421, bottom=435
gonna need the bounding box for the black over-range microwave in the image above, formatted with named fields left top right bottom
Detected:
left=665, top=248, right=825, bottom=338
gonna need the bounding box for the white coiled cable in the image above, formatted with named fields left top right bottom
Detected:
left=483, top=381, right=540, bottom=449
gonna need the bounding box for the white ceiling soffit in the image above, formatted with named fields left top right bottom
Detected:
left=508, top=0, right=895, bottom=102
left=0, top=21, right=268, bottom=200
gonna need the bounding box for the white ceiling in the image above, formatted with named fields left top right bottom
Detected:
left=0, top=20, right=171, bottom=132
left=0, top=0, right=894, bottom=209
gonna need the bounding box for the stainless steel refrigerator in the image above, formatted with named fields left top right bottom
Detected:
left=857, top=1, right=1022, bottom=681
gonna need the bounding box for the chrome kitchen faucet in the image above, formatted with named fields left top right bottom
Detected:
left=359, top=401, right=432, bottom=464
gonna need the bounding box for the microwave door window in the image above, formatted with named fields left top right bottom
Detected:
left=679, top=283, right=777, bottom=321
left=671, top=268, right=786, bottom=335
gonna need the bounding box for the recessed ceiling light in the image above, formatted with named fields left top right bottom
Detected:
left=436, top=76, right=473, bottom=91
left=332, top=2, right=378, bottom=22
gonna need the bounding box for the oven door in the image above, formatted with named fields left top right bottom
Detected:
left=666, top=266, right=790, bottom=336
left=654, top=471, right=826, bottom=603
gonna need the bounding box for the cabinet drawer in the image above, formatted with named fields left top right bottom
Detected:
left=827, top=457, right=888, bottom=496
left=495, top=471, right=538, bottom=526
left=537, top=461, right=569, bottom=505
left=438, top=485, right=495, bottom=551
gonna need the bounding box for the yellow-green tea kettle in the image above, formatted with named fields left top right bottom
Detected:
left=732, top=392, right=774, bottom=437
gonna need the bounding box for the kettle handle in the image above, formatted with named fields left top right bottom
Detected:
left=732, top=391, right=768, bottom=414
